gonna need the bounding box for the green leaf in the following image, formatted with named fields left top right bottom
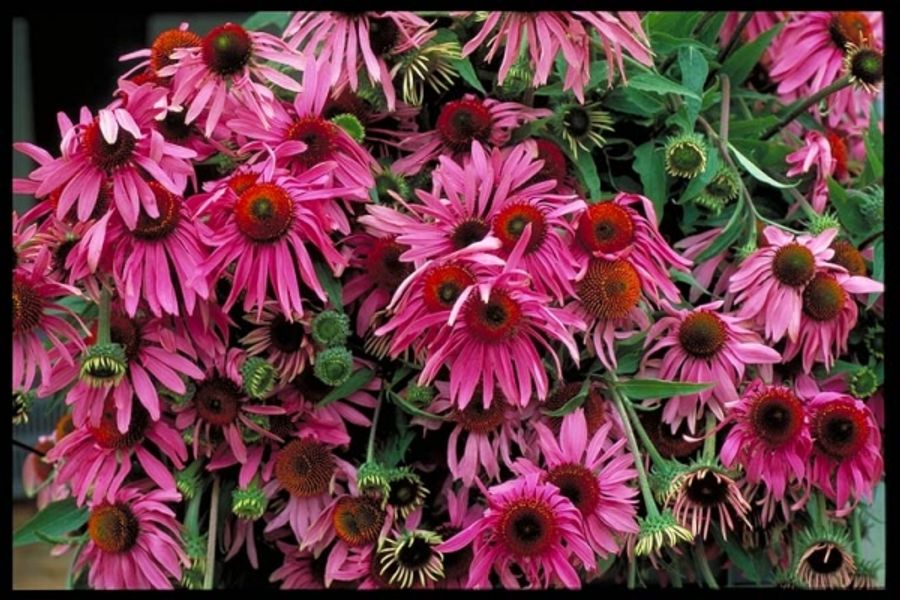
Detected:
left=697, top=12, right=728, bottom=47
left=671, top=268, right=715, bottom=298
left=451, top=57, right=486, bottom=94
left=627, top=72, right=701, bottom=100
left=645, top=11, right=703, bottom=40
left=14, top=498, right=89, bottom=547
left=694, top=199, right=747, bottom=263
left=728, top=116, right=779, bottom=139
left=678, top=46, right=709, bottom=127
left=317, top=368, right=374, bottom=407
left=678, top=143, right=719, bottom=204
left=728, top=143, right=797, bottom=189
left=509, top=117, right=550, bottom=144
left=715, top=528, right=762, bottom=584
left=313, top=261, right=344, bottom=310
left=388, top=391, right=448, bottom=422
left=867, top=237, right=884, bottom=309
left=720, top=22, right=785, bottom=87
left=604, top=87, right=666, bottom=118
left=243, top=12, right=292, bottom=32
left=615, top=378, right=714, bottom=400
left=573, top=149, right=602, bottom=201
left=651, top=32, right=717, bottom=57
left=632, top=142, right=667, bottom=223
left=861, top=112, right=884, bottom=185
left=826, top=178, right=867, bottom=242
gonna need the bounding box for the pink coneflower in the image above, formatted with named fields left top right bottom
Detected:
left=195, top=157, right=354, bottom=320
left=437, top=472, right=595, bottom=589
left=13, top=249, right=86, bottom=393
left=227, top=54, right=376, bottom=191
left=392, top=94, right=550, bottom=174
left=433, top=484, right=482, bottom=589
left=284, top=12, right=435, bottom=111
left=75, top=483, right=188, bottom=589
left=158, top=22, right=304, bottom=137
left=64, top=310, right=204, bottom=432
left=728, top=226, right=842, bottom=343
left=263, top=435, right=356, bottom=542
left=666, top=461, right=752, bottom=541
left=720, top=380, right=813, bottom=501
left=782, top=271, right=883, bottom=373
left=785, top=130, right=849, bottom=213
left=240, top=302, right=314, bottom=383
left=418, top=252, right=584, bottom=410
left=572, top=193, right=692, bottom=305
left=118, top=23, right=202, bottom=83
left=515, top=408, right=640, bottom=560
left=807, top=393, right=882, bottom=514
left=270, top=541, right=328, bottom=589
left=46, top=398, right=187, bottom=505
left=642, top=300, right=781, bottom=434
left=22, top=432, right=69, bottom=511
left=21, top=84, right=196, bottom=230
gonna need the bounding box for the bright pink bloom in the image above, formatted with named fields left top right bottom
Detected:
left=569, top=12, right=654, bottom=80
left=728, top=225, right=843, bottom=343
left=785, top=130, right=844, bottom=213
left=240, top=302, right=314, bottom=383
left=515, top=408, right=640, bottom=559
left=721, top=380, right=812, bottom=501
left=433, top=485, right=483, bottom=589
left=642, top=300, right=781, bottom=434
left=284, top=12, right=435, bottom=112
left=270, top=541, right=327, bottom=589
left=437, top=472, right=595, bottom=589
left=75, top=483, right=188, bottom=589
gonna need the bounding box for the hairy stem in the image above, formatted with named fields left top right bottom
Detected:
left=702, top=412, right=717, bottom=461
left=695, top=539, right=720, bottom=589
left=622, top=398, right=667, bottom=468
left=760, top=75, right=852, bottom=140
left=366, top=389, right=385, bottom=463
left=204, top=475, right=220, bottom=590
left=610, top=381, right=661, bottom=518
left=97, top=288, right=110, bottom=345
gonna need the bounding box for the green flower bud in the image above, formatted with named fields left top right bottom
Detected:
left=80, top=342, right=128, bottom=387
left=404, top=384, right=435, bottom=408
left=807, top=211, right=842, bottom=236
left=311, top=310, right=350, bottom=347
left=330, top=113, right=366, bottom=144
left=849, top=366, right=878, bottom=399
left=231, top=479, right=268, bottom=521
left=175, top=461, right=204, bottom=501
left=314, top=347, right=354, bottom=386
left=635, top=510, right=694, bottom=556
left=374, top=169, right=411, bottom=203
left=241, top=357, right=277, bottom=399
left=13, top=390, right=35, bottom=425
left=357, top=460, right=391, bottom=499
left=665, top=133, right=708, bottom=179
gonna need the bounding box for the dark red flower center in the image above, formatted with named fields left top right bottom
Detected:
left=577, top=202, right=636, bottom=254
left=269, top=314, right=306, bottom=353
left=802, top=273, right=847, bottom=322
left=450, top=217, right=490, bottom=250
left=534, top=138, right=567, bottom=184
left=748, top=387, right=804, bottom=447
left=463, top=288, right=522, bottom=343
left=366, top=17, right=400, bottom=56
left=234, top=183, right=294, bottom=243
left=497, top=497, right=558, bottom=557
left=825, top=131, right=849, bottom=180
left=772, top=242, right=816, bottom=287
left=812, top=400, right=870, bottom=459
left=82, top=120, right=136, bottom=172
left=829, top=12, right=874, bottom=50
left=109, top=312, right=142, bottom=363
left=88, top=503, right=140, bottom=553
left=12, top=276, right=44, bottom=335
left=286, top=116, right=340, bottom=168
left=491, top=202, right=547, bottom=254
left=274, top=438, right=336, bottom=498
left=332, top=495, right=386, bottom=547
left=90, top=398, right=150, bottom=450
left=133, top=182, right=181, bottom=241
left=830, top=239, right=867, bottom=277
left=202, top=23, right=253, bottom=77
left=194, top=377, right=242, bottom=426
left=678, top=311, right=728, bottom=358
left=365, top=236, right=412, bottom=290
left=577, top=258, right=641, bottom=320
left=150, top=28, right=202, bottom=73
left=452, top=393, right=507, bottom=434
left=422, top=262, right=475, bottom=312
left=546, top=463, right=600, bottom=515
left=436, top=99, right=492, bottom=151
left=156, top=111, right=193, bottom=143
left=685, top=470, right=731, bottom=506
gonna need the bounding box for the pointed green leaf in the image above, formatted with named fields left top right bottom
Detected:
left=720, top=22, right=785, bottom=87
left=729, top=143, right=797, bottom=189
left=317, top=368, right=374, bottom=407
left=627, top=72, right=701, bottom=100
left=313, top=260, right=344, bottom=310
left=616, top=378, right=714, bottom=400
left=678, top=46, right=709, bottom=127
left=633, top=142, right=667, bottom=223
left=451, top=57, right=486, bottom=94
left=14, top=498, right=89, bottom=547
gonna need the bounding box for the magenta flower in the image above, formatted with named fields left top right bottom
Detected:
left=782, top=271, right=882, bottom=373
left=720, top=380, right=812, bottom=501
left=806, top=393, right=882, bottom=514
left=516, top=408, right=640, bottom=560
left=785, top=131, right=842, bottom=213
left=642, top=300, right=781, bottom=434
left=46, top=398, right=186, bottom=505
left=284, top=12, right=435, bottom=111
left=240, top=302, right=314, bottom=383
left=434, top=485, right=483, bottom=589
left=270, top=541, right=327, bottom=589
left=437, top=472, right=595, bottom=589
left=75, top=482, right=188, bottom=589
left=728, top=226, right=843, bottom=343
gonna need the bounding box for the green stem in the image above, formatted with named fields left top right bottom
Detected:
left=97, top=288, right=111, bottom=345
left=609, top=382, right=660, bottom=518
left=366, top=389, right=385, bottom=463
left=760, top=75, right=853, bottom=140
left=621, top=398, right=667, bottom=468
left=627, top=557, right=637, bottom=589
left=719, top=74, right=731, bottom=147
left=852, top=509, right=863, bottom=557
left=695, top=539, right=720, bottom=589
left=667, top=550, right=684, bottom=588
left=203, top=475, right=220, bottom=590
left=702, top=412, right=717, bottom=461
left=717, top=12, right=752, bottom=64
left=814, top=489, right=829, bottom=527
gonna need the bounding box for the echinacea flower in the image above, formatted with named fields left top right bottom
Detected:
left=642, top=300, right=781, bottom=433
left=118, top=22, right=202, bottom=83
left=284, top=12, right=435, bottom=111
left=516, top=408, right=640, bottom=559
left=437, top=473, right=595, bottom=589
left=785, top=131, right=843, bottom=213
left=806, top=393, right=882, bottom=513
left=782, top=271, right=883, bottom=373
left=75, top=483, right=188, bottom=589
left=665, top=458, right=752, bottom=541
left=158, top=22, right=305, bottom=137
left=240, top=302, right=315, bottom=383
left=790, top=522, right=857, bottom=589
left=270, top=541, right=328, bottom=589
left=633, top=510, right=694, bottom=557
left=13, top=249, right=86, bottom=393
left=46, top=399, right=187, bottom=505
left=720, top=380, right=812, bottom=501
left=376, top=529, right=445, bottom=589
left=728, top=225, right=843, bottom=343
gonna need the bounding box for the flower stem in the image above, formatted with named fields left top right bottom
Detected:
left=97, top=288, right=111, bottom=345
left=813, top=489, right=829, bottom=527
left=851, top=509, right=863, bottom=557
left=702, top=412, right=717, bottom=461
left=695, top=539, right=720, bottom=589
left=203, top=475, right=220, bottom=590
left=627, top=557, right=637, bottom=589
left=621, top=397, right=667, bottom=468
left=610, top=382, right=660, bottom=518
left=760, top=75, right=853, bottom=140
left=366, top=389, right=385, bottom=463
